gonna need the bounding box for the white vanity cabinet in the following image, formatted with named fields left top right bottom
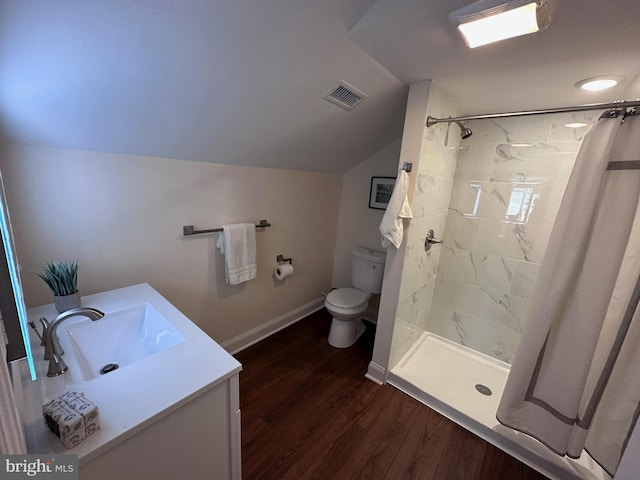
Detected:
left=80, top=374, right=241, bottom=480
left=19, top=284, right=242, bottom=480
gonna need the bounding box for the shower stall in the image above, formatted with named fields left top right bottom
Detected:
left=370, top=81, right=639, bottom=480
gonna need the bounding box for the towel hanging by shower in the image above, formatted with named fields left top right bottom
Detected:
left=379, top=169, right=413, bottom=249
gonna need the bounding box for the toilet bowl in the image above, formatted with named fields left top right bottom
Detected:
left=325, top=247, right=386, bottom=348
left=325, top=287, right=368, bottom=348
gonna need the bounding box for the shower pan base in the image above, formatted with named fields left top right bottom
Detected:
left=389, top=333, right=609, bottom=480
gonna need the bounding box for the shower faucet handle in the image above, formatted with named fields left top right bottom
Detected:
left=425, top=229, right=442, bottom=252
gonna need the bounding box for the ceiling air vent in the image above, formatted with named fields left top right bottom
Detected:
left=322, top=80, right=367, bottom=111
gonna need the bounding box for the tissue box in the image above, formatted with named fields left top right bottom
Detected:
left=59, top=391, right=100, bottom=436
left=42, top=399, right=86, bottom=448
left=42, top=391, right=101, bottom=448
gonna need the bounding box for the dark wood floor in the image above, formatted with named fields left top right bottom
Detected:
left=235, top=309, right=549, bottom=480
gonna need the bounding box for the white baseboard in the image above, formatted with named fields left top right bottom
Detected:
left=365, top=361, right=387, bottom=385
left=221, top=297, right=325, bottom=354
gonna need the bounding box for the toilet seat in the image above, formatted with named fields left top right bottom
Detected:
left=325, top=288, right=368, bottom=311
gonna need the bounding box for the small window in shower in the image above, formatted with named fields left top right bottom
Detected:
left=464, top=183, right=483, bottom=217
left=505, top=186, right=538, bottom=222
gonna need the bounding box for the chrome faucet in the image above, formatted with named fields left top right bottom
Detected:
left=43, top=307, right=105, bottom=377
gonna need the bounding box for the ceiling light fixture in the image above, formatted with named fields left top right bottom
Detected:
left=575, top=76, right=623, bottom=92
left=450, top=0, right=555, bottom=48
left=564, top=122, right=588, bottom=128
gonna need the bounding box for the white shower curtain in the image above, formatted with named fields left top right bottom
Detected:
left=497, top=110, right=640, bottom=476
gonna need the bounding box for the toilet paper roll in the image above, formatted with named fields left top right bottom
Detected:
left=274, top=263, right=294, bottom=280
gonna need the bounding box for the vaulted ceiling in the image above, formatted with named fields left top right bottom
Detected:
left=1, top=1, right=638, bottom=173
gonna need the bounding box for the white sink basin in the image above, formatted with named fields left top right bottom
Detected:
left=65, top=303, right=185, bottom=380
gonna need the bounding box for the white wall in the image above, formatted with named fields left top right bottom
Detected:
left=366, top=81, right=432, bottom=384
left=0, top=144, right=342, bottom=346
left=387, top=83, right=461, bottom=370
left=331, top=139, right=401, bottom=288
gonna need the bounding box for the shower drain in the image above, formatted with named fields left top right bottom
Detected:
left=475, top=384, right=492, bottom=396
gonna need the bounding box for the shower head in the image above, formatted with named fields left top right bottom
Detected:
left=456, top=122, right=473, bottom=139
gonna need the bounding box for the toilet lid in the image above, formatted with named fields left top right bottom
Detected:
left=326, top=288, right=367, bottom=309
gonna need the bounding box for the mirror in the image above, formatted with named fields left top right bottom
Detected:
left=0, top=172, right=36, bottom=379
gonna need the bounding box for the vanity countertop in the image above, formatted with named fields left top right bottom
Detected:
left=18, top=283, right=242, bottom=464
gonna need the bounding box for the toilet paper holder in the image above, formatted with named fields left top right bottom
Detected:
left=276, top=254, right=293, bottom=265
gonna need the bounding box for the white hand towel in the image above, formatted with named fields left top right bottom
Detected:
left=379, top=170, right=413, bottom=249
left=216, top=223, right=257, bottom=285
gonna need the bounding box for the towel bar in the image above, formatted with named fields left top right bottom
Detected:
left=183, top=219, right=271, bottom=236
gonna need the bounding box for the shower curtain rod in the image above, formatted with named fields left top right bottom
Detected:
left=426, top=100, right=640, bottom=127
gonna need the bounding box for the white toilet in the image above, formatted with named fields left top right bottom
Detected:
left=325, top=247, right=386, bottom=348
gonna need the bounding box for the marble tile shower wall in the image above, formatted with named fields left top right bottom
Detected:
left=390, top=86, right=460, bottom=368
left=427, top=111, right=600, bottom=364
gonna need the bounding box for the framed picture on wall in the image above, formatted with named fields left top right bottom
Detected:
left=369, top=176, right=396, bottom=210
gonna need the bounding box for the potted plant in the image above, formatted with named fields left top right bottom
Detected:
left=37, top=259, right=80, bottom=313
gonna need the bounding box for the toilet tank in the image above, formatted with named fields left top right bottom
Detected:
left=352, top=247, right=386, bottom=294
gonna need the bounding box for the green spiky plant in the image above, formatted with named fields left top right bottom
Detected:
left=37, top=259, right=78, bottom=297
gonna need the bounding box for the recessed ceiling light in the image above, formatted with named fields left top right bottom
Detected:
left=575, top=76, right=624, bottom=92
left=580, top=80, right=617, bottom=91
left=564, top=122, right=588, bottom=128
